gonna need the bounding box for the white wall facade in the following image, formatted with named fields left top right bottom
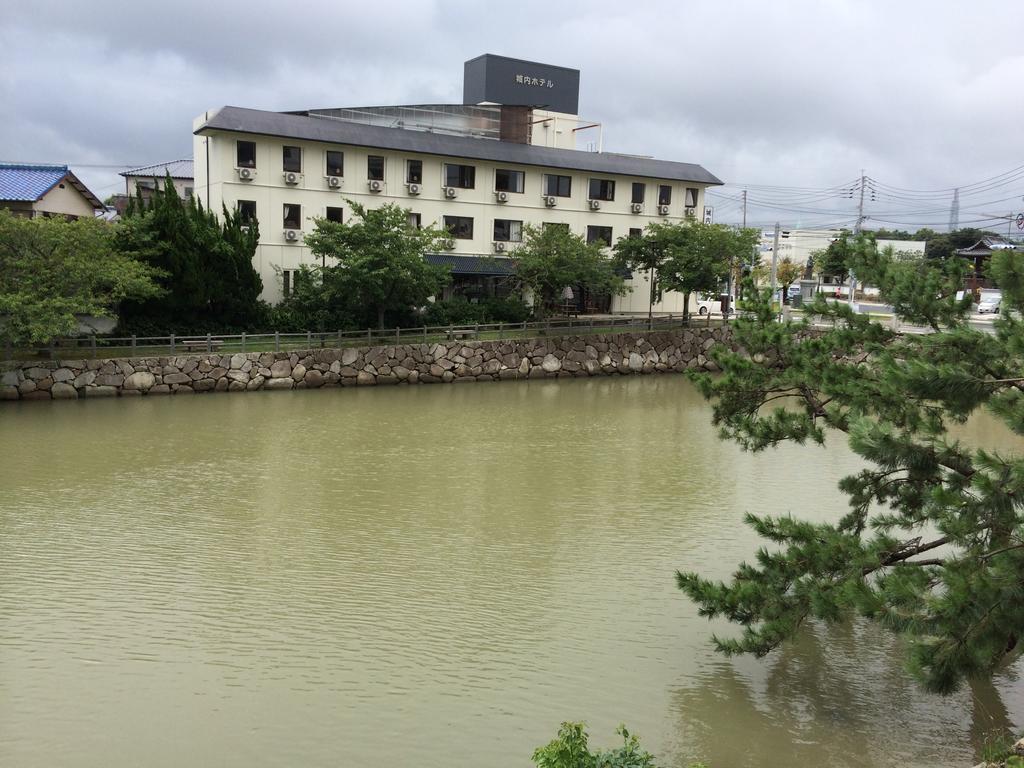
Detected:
left=194, top=116, right=709, bottom=307
left=33, top=181, right=97, bottom=219
left=124, top=175, right=194, bottom=199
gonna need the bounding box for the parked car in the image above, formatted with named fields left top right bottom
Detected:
left=978, top=293, right=1002, bottom=314
left=696, top=295, right=719, bottom=315
left=696, top=293, right=732, bottom=315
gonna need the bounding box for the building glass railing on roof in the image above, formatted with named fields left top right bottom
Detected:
left=306, top=104, right=529, bottom=142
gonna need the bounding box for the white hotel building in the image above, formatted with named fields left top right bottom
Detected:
left=193, top=55, right=722, bottom=311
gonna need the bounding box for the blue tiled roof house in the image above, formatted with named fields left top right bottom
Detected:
left=0, top=163, right=103, bottom=218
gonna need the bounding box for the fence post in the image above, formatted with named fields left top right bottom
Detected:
left=205, top=333, right=212, bottom=353
left=170, top=333, right=175, bottom=355
left=274, top=331, right=280, bottom=353
left=498, top=321, right=503, bottom=337
left=448, top=324, right=453, bottom=341
left=474, top=323, right=479, bottom=338
left=367, top=327, right=372, bottom=344
left=396, top=326, right=400, bottom=344
left=423, top=326, right=427, bottom=342
left=306, top=330, right=311, bottom=348
left=241, top=332, right=246, bottom=353
left=338, top=329, right=342, bottom=347
left=131, top=334, right=137, bottom=355
left=90, top=334, right=97, bottom=359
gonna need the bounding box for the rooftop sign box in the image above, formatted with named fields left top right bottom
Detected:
left=463, top=54, right=580, bottom=115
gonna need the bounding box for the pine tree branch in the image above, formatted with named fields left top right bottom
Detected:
left=864, top=536, right=950, bottom=575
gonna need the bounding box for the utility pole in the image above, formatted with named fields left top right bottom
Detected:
left=949, top=187, right=960, bottom=231
left=742, top=189, right=747, bottom=228
left=770, top=222, right=780, bottom=305
left=850, top=171, right=865, bottom=307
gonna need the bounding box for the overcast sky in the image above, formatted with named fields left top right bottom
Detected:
left=4, top=0, right=1022, bottom=232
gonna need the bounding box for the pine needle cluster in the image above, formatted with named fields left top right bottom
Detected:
left=681, top=234, right=1024, bottom=694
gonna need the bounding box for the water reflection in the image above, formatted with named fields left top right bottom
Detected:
left=0, top=377, right=1021, bottom=768
left=668, top=620, right=1016, bottom=767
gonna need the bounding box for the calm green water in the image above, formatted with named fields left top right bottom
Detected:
left=1, top=376, right=1021, bottom=768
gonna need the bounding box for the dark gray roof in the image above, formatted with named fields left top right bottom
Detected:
left=195, top=106, right=722, bottom=186
left=121, top=159, right=194, bottom=180
left=424, top=253, right=517, bottom=275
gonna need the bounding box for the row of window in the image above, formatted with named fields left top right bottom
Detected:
left=236, top=140, right=699, bottom=205
left=247, top=199, right=641, bottom=247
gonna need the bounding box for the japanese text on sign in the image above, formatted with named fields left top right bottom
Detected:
left=515, top=75, right=555, bottom=88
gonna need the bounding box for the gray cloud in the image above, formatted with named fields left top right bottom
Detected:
left=4, top=0, right=1021, bottom=229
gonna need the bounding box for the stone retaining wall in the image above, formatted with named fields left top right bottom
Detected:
left=0, top=328, right=731, bottom=402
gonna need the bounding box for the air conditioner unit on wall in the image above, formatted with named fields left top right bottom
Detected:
left=658, top=204, right=670, bottom=215
left=684, top=206, right=696, bottom=217
left=237, top=167, right=255, bottom=181
left=543, top=195, right=557, bottom=207
left=495, top=190, right=509, bottom=203
left=327, top=176, right=342, bottom=188
left=368, top=179, right=383, bottom=192
left=444, top=187, right=457, bottom=199
left=284, top=229, right=300, bottom=241
left=589, top=199, right=601, bottom=210
left=631, top=202, right=643, bottom=214
left=494, top=241, right=507, bottom=252
left=442, top=238, right=456, bottom=250
left=407, top=183, right=421, bottom=195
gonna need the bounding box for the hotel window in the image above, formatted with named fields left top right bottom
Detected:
left=236, top=140, right=256, bottom=168
left=588, top=178, right=615, bottom=201
left=444, top=215, right=474, bottom=239
left=444, top=163, right=476, bottom=189
left=406, top=159, right=423, bottom=184
left=283, top=145, right=302, bottom=173
left=493, top=219, right=523, bottom=242
left=184, top=187, right=194, bottom=197
left=544, top=174, right=572, bottom=197
left=586, top=226, right=613, bottom=247
left=237, top=200, right=256, bottom=224
left=283, top=203, right=301, bottom=229
left=685, top=187, right=699, bottom=207
left=368, top=155, right=385, bottom=181
left=407, top=212, right=421, bottom=229
left=326, top=151, right=344, bottom=176
left=495, top=168, right=525, bottom=193
left=658, top=185, right=673, bottom=206
left=325, top=206, right=343, bottom=223
left=631, top=183, right=646, bottom=204
left=629, top=227, right=643, bottom=239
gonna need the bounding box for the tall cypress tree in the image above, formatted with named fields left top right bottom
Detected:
left=117, top=175, right=263, bottom=332
left=680, top=233, right=1024, bottom=694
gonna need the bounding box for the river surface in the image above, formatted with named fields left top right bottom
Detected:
left=1, top=376, right=1022, bottom=768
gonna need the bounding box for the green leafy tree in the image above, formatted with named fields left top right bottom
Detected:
left=775, top=257, right=803, bottom=302
left=616, top=222, right=758, bottom=319
left=512, top=224, right=625, bottom=319
left=116, top=175, right=264, bottom=332
left=813, top=231, right=853, bottom=283
left=613, top=223, right=672, bottom=325
left=532, top=722, right=659, bottom=768
left=678, top=232, right=1024, bottom=695
left=658, top=223, right=758, bottom=319
left=304, top=201, right=451, bottom=329
left=0, top=209, right=162, bottom=346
